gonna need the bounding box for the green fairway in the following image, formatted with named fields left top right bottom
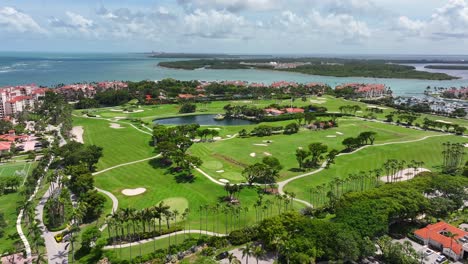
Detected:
left=94, top=161, right=302, bottom=235
left=0, top=161, right=34, bottom=179
left=73, top=117, right=156, bottom=170
left=190, top=117, right=440, bottom=182
left=0, top=192, right=21, bottom=253
left=284, top=134, right=468, bottom=203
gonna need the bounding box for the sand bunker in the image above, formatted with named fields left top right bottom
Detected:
left=109, top=123, right=124, bottom=129
left=121, top=187, right=146, bottom=196
left=250, top=152, right=256, bottom=157
left=298, top=147, right=303, bottom=149
left=262, top=140, right=273, bottom=143
left=219, top=179, right=230, bottom=183
left=326, top=135, right=336, bottom=138
left=310, top=99, right=326, bottom=104
left=213, top=136, right=222, bottom=141
left=380, top=168, right=430, bottom=183
left=336, top=132, right=344, bottom=135
left=208, top=127, right=221, bottom=130
left=263, top=152, right=272, bottom=156
left=464, top=143, right=468, bottom=148
left=114, top=116, right=126, bottom=119
left=216, top=170, right=225, bottom=173
left=71, top=126, right=84, bottom=143
left=436, top=120, right=452, bottom=124
left=124, top=110, right=144, bottom=113
left=254, top=143, right=268, bottom=146
left=110, top=109, right=123, bottom=112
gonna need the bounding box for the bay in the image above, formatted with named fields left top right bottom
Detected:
left=1, top=52, right=468, bottom=96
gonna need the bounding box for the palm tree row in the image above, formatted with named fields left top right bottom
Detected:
left=308, top=159, right=425, bottom=207
left=442, top=142, right=465, bottom=174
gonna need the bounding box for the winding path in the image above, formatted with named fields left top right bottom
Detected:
left=92, top=155, right=161, bottom=176
left=16, top=156, right=54, bottom=263
left=102, top=230, right=226, bottom=249
left=276, top=133, right=452, bottom=206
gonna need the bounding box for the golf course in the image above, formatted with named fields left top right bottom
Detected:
left=71, top=95, right=467, bottom=260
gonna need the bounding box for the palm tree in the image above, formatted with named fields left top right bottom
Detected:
left=173, top=209, right=179, bottom=244
left=227, top=252, right=235, bottom=264
left=241, top=243, right=253, bottom=264
left=34, top=251, right=47, bottom=264
left=154, top=201, right=170, bottom=233
left=252, top=245, right=266, bottom=264
left=446, top=231, right=457, bottom=260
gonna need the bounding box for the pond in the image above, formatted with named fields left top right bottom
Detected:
left=154, top=114, right=255, bottom=126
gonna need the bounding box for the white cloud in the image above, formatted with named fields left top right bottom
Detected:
left=65, top=12, right=94, bottom=32
left=184, top=9, right=247, bottom=38
left=177, top=0, right=280, bottom=12
left=397, top=16, right=424, bottom=35
left=0, top=6, right=45, bottom=33
left=397, top=0, right=468, bottom=39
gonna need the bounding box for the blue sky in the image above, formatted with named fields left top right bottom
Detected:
left=1, top=0, right=468, bottom=54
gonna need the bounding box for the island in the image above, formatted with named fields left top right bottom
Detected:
left=158, top=58, right=459, bottom=80
left=425, top=65, right=468, bottom=70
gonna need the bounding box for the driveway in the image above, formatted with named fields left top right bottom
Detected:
left=394, top=238, right=463, bottom=264
left=35, top=182, right=69, bottom=264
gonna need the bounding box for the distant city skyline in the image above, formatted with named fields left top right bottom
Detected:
left=1, top=0, right=468, bottom=54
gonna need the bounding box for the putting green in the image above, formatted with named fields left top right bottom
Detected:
left=159, top=197, right=189, bottom=213
left=203, top=160, right=223, bottom=170
left=221, top=171, right=244, bottom=181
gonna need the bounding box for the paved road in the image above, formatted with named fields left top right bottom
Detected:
left=36, top=181, right=69, bottom=264
left=16, top=156, right=54, bottom=263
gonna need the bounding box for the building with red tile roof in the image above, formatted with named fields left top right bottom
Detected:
left=414, top=221, right=468, bottom=261
left=335, top=83, right=388, bottom=98
left=264, top=108, right=285, bottom=115
left=0, top=84, right=48, bottom=117
left=285, top=108, right=305, bottom=113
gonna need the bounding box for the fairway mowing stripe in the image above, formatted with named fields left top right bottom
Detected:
left=0, top=168, right=4, bottom=177
left=22, top=163, right=32, bottom=186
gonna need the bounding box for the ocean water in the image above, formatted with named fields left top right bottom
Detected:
left=1, top=52, right=468, bottom=96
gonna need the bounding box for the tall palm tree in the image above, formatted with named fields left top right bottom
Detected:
left=173, top=209, right=179, bottom=244
left=252, top=245, right=266, bottom=264
left=446, top=231, right=457, bottom=260
left=241, top=243, right=253, bottom=264
left=154, top=202, right=170, bottom=233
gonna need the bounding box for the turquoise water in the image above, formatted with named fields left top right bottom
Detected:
left=154, top=114, right=255, bottom=126
left=1, top=52, right=468, bottom=96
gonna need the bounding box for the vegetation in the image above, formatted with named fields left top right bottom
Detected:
left=425, top=65, right=468, bottom=70
left=158, top=59, right=458, bottom=80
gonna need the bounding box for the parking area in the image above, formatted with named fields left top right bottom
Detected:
left=394, top=238, right=463, bottom=264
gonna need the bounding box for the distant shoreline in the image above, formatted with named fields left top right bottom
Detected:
left=158, top=58, right=460, bottom=81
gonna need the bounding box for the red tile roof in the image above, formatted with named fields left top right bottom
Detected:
left=0, top=141, right=11, bottom=151
left=285, top=108, right=304, bottom=113
left=414, top=221, right=467, bottom=255
left=7, top=95, right=32, bottom=103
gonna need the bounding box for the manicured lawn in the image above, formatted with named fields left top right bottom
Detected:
left=284, top=134, right=468, bottom=203
left=73, top=117, right=156, bottom=170
left=0, top=161, right=34, bottom=179
left=93, top=161, right=302, bottom=235
left=190, top=117, right=440, bottom=182
left=104, top=233, right=206, bottom=261
left=0, top=192, right=22, bottom=253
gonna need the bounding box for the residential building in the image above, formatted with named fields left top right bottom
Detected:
left=0, top=84, right=48, bottom=117
left=414, top=221, right=468, bottom=261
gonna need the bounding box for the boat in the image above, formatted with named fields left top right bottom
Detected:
left=213, top=114, right=225, bottom=121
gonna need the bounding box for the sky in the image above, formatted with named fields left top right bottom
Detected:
left=1, top=0, right=468, bottom=54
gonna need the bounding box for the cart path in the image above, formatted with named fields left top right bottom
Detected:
left=102, top=230, right=226, bottom=249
